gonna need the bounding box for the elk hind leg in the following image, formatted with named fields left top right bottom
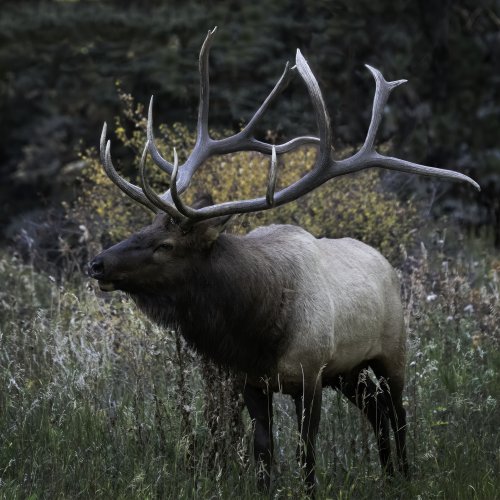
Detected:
left=335, top=368, right=394, bottom=475
left=371, top=359, right=408, bottom=476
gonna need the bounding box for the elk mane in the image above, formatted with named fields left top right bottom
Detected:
left=131, top=232, right=292, bottom=374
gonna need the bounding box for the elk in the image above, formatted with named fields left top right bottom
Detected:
left=88, top=28, right=479, bottom=494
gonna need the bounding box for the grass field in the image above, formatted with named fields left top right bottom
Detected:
left=1, top=235, right=499, bottom=499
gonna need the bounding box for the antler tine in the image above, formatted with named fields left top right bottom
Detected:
left=242, top=62, right=295, bottom=137
left=142, top=28, right=218, bottom=203
left=251, top=135, right=320, bottom=155
left=139, top=141, right=184, bottom=220
left=266, top=146, right=278, bottom=207
left=361, top=65, right=407, bottom=153
left=147, top=96, right=174, bottom=175
left=328, top=66, right=480, bottom=191
left=213, top=61, right=320, bottom=157
left=100, top=122, right=107, bottom=164
left=295, top=50, right=331, bottom=148
left=196, top=27, right=217, bottom=146
left=101, top=130, right=159, bottom=213
left=145, top=27, right=220, bottom=201
left=170, top=148, right=199, bottom=218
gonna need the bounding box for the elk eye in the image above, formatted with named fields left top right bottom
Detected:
left=155, top=242, right=174, bottom=253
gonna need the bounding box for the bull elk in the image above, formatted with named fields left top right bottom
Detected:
left=88, top=28, right=479, bottom=494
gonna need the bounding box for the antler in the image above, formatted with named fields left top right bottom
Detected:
left=100, top=28, right=480, bottom=222
left=101, top=27, right=318, bottom=215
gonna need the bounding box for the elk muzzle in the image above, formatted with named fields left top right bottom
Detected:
left=88, top=255, right=116, bottom=292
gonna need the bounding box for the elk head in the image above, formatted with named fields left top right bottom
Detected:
left=88, top=209, right=231, bottom=294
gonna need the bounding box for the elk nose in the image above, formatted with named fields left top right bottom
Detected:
left=88, top=257, right=105, bottom=279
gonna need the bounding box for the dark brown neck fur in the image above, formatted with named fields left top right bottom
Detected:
left=131, top=233, right=291, bottom=376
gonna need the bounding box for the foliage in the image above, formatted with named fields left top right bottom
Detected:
left=1, top=233, right=499, bottom=498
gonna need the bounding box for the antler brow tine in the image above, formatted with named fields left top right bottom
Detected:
left=139, top=142, right=183, bottom=219
left=102, top=133, right=159, bottom=213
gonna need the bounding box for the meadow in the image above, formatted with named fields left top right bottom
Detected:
left=1, top=222, right=499, bottom=499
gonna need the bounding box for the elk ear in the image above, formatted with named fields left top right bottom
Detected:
left=193, top=215, right=233, bottom=244
left=183, top=194, right=232, bottom=244
left=192, top=193, right=214, bottom=209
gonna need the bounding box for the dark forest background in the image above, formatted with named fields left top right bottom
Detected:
left=0, top=0, right=499, bottom=241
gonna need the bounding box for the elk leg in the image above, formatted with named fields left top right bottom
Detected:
left=293, top=381, right=322, bottom=495
left=335, top=370, right=394, bottom=475
left=379, top=375, right=408, bottom=476
left=243, top=384, right=273, bottom=491
left=370, top=361, right=409, bottom=476
left=386, top=382, right=408, bottom=476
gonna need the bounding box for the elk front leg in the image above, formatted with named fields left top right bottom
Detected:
left=243, top=384, right=274, bottom=491
left=294, top=380, right=322, bottom=496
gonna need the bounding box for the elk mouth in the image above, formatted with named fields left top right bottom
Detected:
left=98, top=280, right=116, bottom=292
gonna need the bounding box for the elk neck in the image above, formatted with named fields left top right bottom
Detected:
left=131, top=231, right=292, bottom=376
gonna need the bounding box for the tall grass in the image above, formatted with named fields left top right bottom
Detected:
left=1, top=235, right=499, bottom=499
